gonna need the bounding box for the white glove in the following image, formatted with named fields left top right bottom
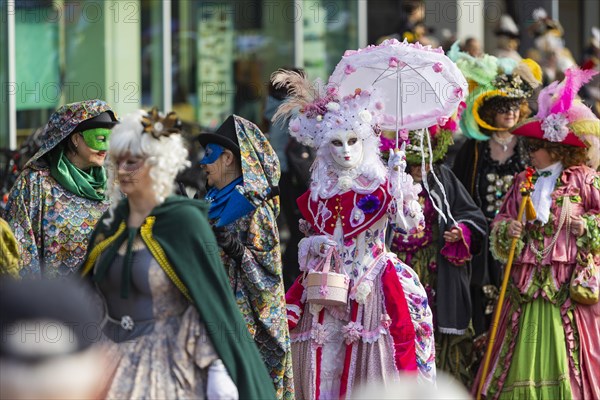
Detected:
left=309, top=235, right=338, bottom=257
left=387, top=148, right=407, bottom=172
left=207, top=359, right=239, bottom=400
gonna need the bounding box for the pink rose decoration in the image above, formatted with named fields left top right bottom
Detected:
left=311, top=323, right=327, bottom=346
left=445, top=119, right=457, bottom=132
left=437, top=116, right=449, bottom=126
left=381, top=314, right=392, bottom=329
left=389, top=57, right=399, bottom=68
left=398, top=128, right=409, bottom=141
left=453, top=87, right=464, bottom=99
left=326, top=86, right=338, bottom=95
left=289, top=118, right=301, bottom=132
left=342, top=321, right=363, bottom=345
left=432, top=62, right=443, bottom=73
left=379, top=135, right=395, bottom=153
left=344, top=64, right=356, bottom=75
left=319, top=285, right=329, bottom=296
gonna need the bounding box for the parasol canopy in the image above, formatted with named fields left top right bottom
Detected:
left=329, top=39, right=468, bottom=135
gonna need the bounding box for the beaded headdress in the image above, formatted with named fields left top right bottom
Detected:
left=447, top=42, right=542, bottom=140
left=271, top=69, right=383, bottom=149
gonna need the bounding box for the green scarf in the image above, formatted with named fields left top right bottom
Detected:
left=49, top=148, right=107, bottom=201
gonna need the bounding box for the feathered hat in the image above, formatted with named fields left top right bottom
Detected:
left=270, top=69, right=383, bottom=149
left=495, top=14, right=520, bottom=39
left=529, top=8, right=564, bottom=38
left=512, top=67, right=600, bottom=167
left=448, top=42, right=542, bottom=140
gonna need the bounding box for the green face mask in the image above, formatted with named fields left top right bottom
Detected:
left=81, top=128, right=111, bottom=151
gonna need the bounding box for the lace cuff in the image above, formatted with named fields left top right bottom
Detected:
left=490, top=220, right=524, bottom=264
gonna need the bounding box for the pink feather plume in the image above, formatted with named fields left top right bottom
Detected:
left=549, top=67, right=598, bottom=115
left=536, top=81, right=560, bottom=119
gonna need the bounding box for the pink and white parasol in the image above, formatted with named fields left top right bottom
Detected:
left=329, top=39, right=468, bottom=146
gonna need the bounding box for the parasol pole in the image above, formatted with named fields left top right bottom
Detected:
left=476, top=168, right=536, bottom=400
left=395, top=66, right=402, bottom=150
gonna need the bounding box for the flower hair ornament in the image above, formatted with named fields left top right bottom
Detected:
left=511, top=66, right=600, bottom=168
left=270, top=69, right=384, bottom=149
left=140, top=107, right=181, bottom=139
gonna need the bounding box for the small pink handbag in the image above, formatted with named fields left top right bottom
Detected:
left=305, top=247, right=349, bottom=307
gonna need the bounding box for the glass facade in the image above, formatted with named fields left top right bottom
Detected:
left=0, top=0, right=10, bottom=149
left=302, top=0, right=359, bottom=82
left=2, top=0, right=141, bottom=146
left=1, top=0, right=362, bottom=148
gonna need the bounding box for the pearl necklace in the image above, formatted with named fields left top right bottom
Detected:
left=491, top=133, right=514, bottom=152
left=529, top=199, right=571, bottom=260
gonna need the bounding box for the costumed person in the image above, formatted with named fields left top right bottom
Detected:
left=493, top=15, right=522, bottom=62
left=80, top=109, right=275, bottom=399
left=3, top=100, right=117, bottom=278
left=272, top=70, right=436, bottom=399
left=475, top=66, right=600, bottom=399
left=526, top=8, right=576, bottom=84
left=198, top=115, right=294, bottom=400
left=449, top=45, right=542, bottom=340
left=381, top=117, right=488, bottom=387
left=463, top=37, right=483, bottom=58
left=581, top=27, right=600, bottom=118
left=377, top=0, right=427, bottom=44
left=265, top=67, right=316, bottom=290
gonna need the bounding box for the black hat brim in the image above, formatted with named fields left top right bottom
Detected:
left=73, top=111, right=119, bottom=132
left=198, top=133, right=241, bottom=158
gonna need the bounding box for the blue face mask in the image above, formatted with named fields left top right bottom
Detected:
left=199, top=143, right=224, bottom=165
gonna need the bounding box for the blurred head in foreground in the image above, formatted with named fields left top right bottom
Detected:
left=351, top=371, right=472, bottom=399
left=0, top=278, right=107, bottom=400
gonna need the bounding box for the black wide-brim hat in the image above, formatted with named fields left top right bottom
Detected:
left=73, top=111, right=119, bottom=132
left=197, top=115, right=241, bottom=157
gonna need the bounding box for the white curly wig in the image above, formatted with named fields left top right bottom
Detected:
left=104, top=110, right=190, bottom=223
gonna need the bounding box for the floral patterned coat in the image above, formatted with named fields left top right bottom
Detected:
left=210, top=115, right=294, bottom=400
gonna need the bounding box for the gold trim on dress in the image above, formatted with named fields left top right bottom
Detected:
left=81, top=222, right=127, bottom=276
left=140, top=216, right=192, bottom=301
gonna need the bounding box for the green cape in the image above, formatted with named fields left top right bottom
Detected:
left=83, top=196, right=276, bottom=399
